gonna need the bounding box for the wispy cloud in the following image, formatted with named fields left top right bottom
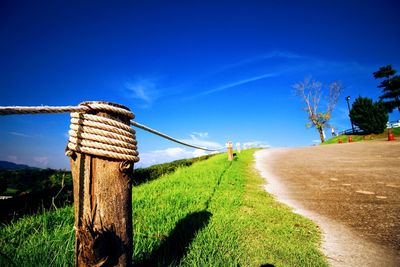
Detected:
left=179, top=50, right=304, bottom=100
left=9, top=131, right=31, bottom=138
left=216, top=50, right=302, bottom=72
left=7, top=155, right=20, bottom=164
left=181, top=132, right=223, bottom=150
left=125, top=77, right=161, bottom=107
left=188, top=72, right=278, bottom=99
left=191, top=131, right=208, bottom=138
left=33, top=156, right=49, bottom=166
left=4, top=155, right=51, bottom=168
left=218, top=50, right=374, bottom=79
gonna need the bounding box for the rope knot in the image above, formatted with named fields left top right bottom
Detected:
left=66, top=102, right=139, bottom=162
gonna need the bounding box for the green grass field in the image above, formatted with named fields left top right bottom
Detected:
left=323, top=127, right=400, bottom=145
left=0, top=149, right=327, bottom=266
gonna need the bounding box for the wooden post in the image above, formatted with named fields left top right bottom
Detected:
left=69, top=102, right=134, bottom=267
left=236, top=142, right=241, bottom=153
left=227, top=141, right=234, bottom=161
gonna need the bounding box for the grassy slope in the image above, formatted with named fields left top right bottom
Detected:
left=0, top=149, right=327, bottom=266
left=238, top=155, right=325, bottom=266
left=0, top=207, right=75, bottom=266
left=323, top=127, right=400, bottom=144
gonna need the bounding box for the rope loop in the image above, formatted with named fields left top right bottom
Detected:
left=79, top=102, right=135, bottom=119
left=66, top=102, right=139, bottom=162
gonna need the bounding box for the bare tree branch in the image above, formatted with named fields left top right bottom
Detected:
left=293, top=77, right=343, bottom=142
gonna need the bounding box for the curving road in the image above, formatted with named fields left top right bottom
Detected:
left=255, top=140, right=400, bottom=266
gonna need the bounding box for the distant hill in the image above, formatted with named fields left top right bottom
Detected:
left=0, top=161, right=39, bottom=170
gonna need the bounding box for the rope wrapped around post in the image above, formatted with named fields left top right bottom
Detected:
left=66, top=102, right=139, bottom=162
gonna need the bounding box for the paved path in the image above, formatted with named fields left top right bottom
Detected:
left=255, top=140, right=400, bottom=266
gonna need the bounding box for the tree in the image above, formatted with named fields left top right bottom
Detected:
left=293, top=77, right=342, bottom=143
left=0, top=175, right=7, bottom=194
left=349, top=96, right=388, bottom=134
left=373, top=65, right=400, bottom=113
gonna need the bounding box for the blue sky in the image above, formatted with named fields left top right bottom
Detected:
left=1, top=0, right=400, bottom=169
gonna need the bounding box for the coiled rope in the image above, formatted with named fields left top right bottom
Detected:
left=0, top=102, right=225, bottom=162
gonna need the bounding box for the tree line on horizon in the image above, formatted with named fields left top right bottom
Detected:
left=294, top=64, right=400, bottom=142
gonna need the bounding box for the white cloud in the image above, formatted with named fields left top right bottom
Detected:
left=33, top=156, right=49, bottom=166
left=7, top=155, right=19, bottom=163
left=192, top=132, right=208, bottom=138
left=136, top=147, right=204, bottom=168
left=3, top=155, right=51, bottom=168
left=164, top=147, right=188, bottom=157
left=242, top=141, right=270, bottom=149
left=180, top=132, right=223, bottom=150
left=193, top=149, right=207, bottom=157
left=136, top=132, right=223, bottom=168
left=125, top=77, right=160, bottom=107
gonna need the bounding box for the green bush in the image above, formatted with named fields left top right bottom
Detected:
left=0, top=169, right=71, bottom=194
left=0, top=176, right=7, bottom=194
left=350, top=96, right=388, bottom=134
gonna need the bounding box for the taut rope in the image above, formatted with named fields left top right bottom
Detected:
left=0, top=102, right=225, bottom=162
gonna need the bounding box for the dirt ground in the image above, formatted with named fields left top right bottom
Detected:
left=255, top=140, right=400, bottom=266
